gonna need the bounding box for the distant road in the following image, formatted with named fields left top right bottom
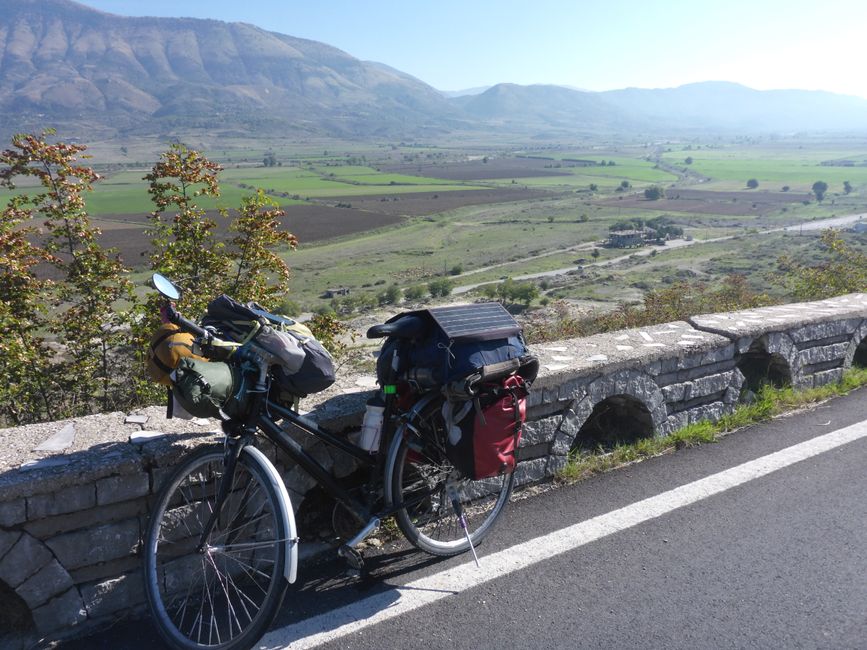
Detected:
left=452, top=211, right=867, bottom=294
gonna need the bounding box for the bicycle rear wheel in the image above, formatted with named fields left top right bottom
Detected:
left=385, top=397, right=514, bottom=557
left=143, top=445, right=289, bottom=650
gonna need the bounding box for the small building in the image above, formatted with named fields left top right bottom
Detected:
left=608, top=230, right=645, bottom=248
left=322, top=287, right=351, bottom=299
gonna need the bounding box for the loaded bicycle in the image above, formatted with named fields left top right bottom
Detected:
left=142, top=274, right=538, bottom=650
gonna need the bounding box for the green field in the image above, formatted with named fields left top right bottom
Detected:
left=662, top=144, right=867, bottom=192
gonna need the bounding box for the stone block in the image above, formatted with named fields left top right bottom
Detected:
left=0, top=534, right=53, bottom=588
left=513, top=458, right=550, bottom=487
left=16, top=559, right=74, bottom=609
left=558, top=378, right=588, bottom=402
left=545, top=455, right=569, bottom=475
left=789, top=318, right=859, bottom=344
left=24, top=498, right=147, bottom=540
left=0, top=498, right=26, bottom=527
left=30, top=588, right=86, bottom=635
left=527, top=399, right=569, bottom=420
left=666, top=412, right=689, bottom=433
left=96, top=474, right=150, bottom=507
left=687, top=403, right=725, bottom=425
left=691, top=371, right=734, bottom=397
left=809, top=368, right=843, bottom=387
left=68, top=554, right=141, bottom=584
left=521, top=416, right=562, bottom=446
left=551, top=431, right=575, bottom=456
left=798, top=342, right=848, bottom=367
left=0, top=530, right=21, bottom=561
left=516, top=443, right=549, bottom=462
left=282, top=465, right=317, bottom=497
left=81, top=572, right=144, bottom=618
left=46, top=519, right=140, bottom=570
left=27, top=484, right=95, bottom=519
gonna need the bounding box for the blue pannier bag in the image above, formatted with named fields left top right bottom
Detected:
left=375, top=303, right=535, bottom=388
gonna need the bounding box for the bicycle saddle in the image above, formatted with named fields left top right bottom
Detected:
left=366, top=315, right=429, bottom=340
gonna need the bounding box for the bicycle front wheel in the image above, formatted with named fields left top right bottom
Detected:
left=385, top=398, right=514, bottom=557
left=143, top=445, right=289, bottom=650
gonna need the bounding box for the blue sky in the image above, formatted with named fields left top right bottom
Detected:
left=81, top=0, right=867, bottom=99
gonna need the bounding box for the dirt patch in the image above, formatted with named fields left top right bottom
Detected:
left=596, top=189, right=813, bottom=216
left=378, top=157, right=576, bottom=181
left=83, top=205, right=404, bottom=269
left=324, top=187, right=553, bottom=216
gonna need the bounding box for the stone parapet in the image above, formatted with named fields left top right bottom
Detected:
left=1, top=294, right=866, bottom=647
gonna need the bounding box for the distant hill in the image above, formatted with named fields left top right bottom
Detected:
left=601, top=81, right=867, bottom=133
left=0, top=0, right=461, bottom=138
left=3, top=1, right=867, bottom=139
left=453, top=83, right=642, bottom=133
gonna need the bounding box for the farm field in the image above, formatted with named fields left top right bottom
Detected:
left=4, top=134, right=867, bottom=315
left=660, top=142, right=867, bottom=192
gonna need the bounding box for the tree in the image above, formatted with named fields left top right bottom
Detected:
left=812, top=180, right=829, bottom=201
left=404, top=285, right=427, bottom=302
left=377, top=284, right=402, bottom=306
left=777, top=229, right=867, bottom=299
left=144, top=144, right=230, bottom=317
left=589, top=183, right=598, bottom=192
left=782, top=186, right=790, bottom=192
left=746, top=179, right=759, bottom=189
left=843, top=181, right=852, bottom=194
left=227, top=189, right=298, bottom=307
left=684, top=156, right=693, bottom=165
left=620, top=180, right=630, bottom=189
left=1, top=130, right=134, bottom=418
left=644, top=185, right=665, bottom=200
left=0, top=175, right=58, bottom=423
left=591, top=248, right=600, bottom=259
left=427, top=278, right=454, bottom=297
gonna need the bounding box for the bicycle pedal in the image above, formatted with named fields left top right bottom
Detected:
left=338, top=544, right=365, bottom=571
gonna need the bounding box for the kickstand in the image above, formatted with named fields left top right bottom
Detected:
left=447, top=485, right=480, bottom=568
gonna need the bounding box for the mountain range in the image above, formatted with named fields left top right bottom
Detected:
left=3, top=0, right=867, bottom=140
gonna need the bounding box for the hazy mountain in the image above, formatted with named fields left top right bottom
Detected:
left=439, top=86, right=491, bottom=98
left=601, top=81, right=867, bottom=132
left=2, top=1, right=867, bottom=139
left=454, top=83, right=642, bottom=133
left=0, top=0, right=462, bottom=138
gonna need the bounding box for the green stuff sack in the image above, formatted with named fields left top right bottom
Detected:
left=171, top=357, right=242, bottom=419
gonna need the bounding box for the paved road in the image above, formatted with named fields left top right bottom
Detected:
left=59, top=388, right=867, bottom=649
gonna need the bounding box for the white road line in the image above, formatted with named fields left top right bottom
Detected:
left=259, top=421, right=867, bottom=649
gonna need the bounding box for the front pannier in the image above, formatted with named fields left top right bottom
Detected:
left=170, top=357, right=242, bottom=419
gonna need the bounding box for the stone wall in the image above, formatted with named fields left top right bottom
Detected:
left=1, top=293, right=866, bottom=647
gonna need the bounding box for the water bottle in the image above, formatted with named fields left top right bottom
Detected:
left=358, top=395, right=385, bottom=452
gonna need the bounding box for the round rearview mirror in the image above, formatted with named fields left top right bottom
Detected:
left=152, top=273, right=181, bottom=301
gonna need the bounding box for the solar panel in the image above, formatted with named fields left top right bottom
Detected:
left=426, top=303, right=521, bottom=341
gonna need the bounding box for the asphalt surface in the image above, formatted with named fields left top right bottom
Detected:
left=56, top=388, right=867, bottom=649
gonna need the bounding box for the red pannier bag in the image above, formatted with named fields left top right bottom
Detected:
left=446, top=374, right=528, bottom=480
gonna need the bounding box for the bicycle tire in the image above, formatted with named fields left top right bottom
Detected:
left=143, top=445, right=289, bottom=650
left=385, top=396, right=514, bottom=556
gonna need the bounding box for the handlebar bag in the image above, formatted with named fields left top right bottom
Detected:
left=170, top=357, right=242, bottom=419
left=445, top=374, right=528, bottom=479
left=203, top=294, right=335, bottom=397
